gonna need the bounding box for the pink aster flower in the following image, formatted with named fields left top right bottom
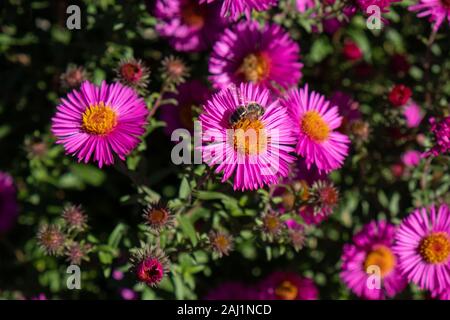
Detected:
left=296, top=0, right=315, bottom=12
left=424, top=116, right=450, bottom=157
left=200, top=82, right=296, bottom=191
left=200, top=0, right=278, bottom=20
left=281, top=85, right=350, bottom=173
left=209, top=21, right=302, bottom=94
left=131, top=246, right=169, bottom=287
left=154, top=0, right=227, bottom=52
left=0, top=172, right=18, bottom=233
left=120, top=288, right=138, bottom=300
left=351, top=0, right=400, bottom=16
left=409, top=0, right=450, bottom=32
left=394, top=204, right=450, bottom=293
left=403, top=101, right=424, bottom=128
left=160, top=80, right=210, bottom=136
left=401, top=150, right=421, bottom=167
left=341, top=220, right=407, bottom=300
left=51, top=81, right=148, bottom=168
left=204, top=281, right=257, bottom=300
left=258, top=271, right=318, bottom=300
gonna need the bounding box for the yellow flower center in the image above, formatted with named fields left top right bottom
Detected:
left=364, top=245, right=396, bottom=277
left=419, top=232, right=450, bottom=264
left=232, top=118, right=267, bottom=155
left=237, top=53, right=271, bottom=83
left=82, top=102, right=117, bottom=135
left=301, top=111, right=330, bottom=142
left=275, top=281, right=298, bottom=300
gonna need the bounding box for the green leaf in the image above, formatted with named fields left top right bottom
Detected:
left=178, top=215, right=198, bottom=246
left=179, top=177, right=191, bottom=200
left=108, top=223, right=127, bottom=249
left=69, top=164, right=106, bottom=187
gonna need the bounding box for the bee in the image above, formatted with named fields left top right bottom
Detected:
left=229, top=102, right=265, bottom=125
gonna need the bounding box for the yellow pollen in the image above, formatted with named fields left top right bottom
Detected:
left=301, top=111, right=330, bottom=142
left=237, top=53, right=271, bottom=83
left=232, top=118, right=267, bottom=155
left=364, top=245, right=396, bottom=277
left=275, top=281, right=298, bottom=300
left=419, top=232, right=450, bottom=264
left=82, top=102, right=117, bottom=135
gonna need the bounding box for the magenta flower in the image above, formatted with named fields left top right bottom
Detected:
left=296, top=0, right=315, bottom=12
left=258, top=271, right=318, bottom=300
left=209, top=21, right=302, bottom=94
left=352, top=0, right=400, bottom=16
left=409, top=0, right=450, bottom=32
left=0, top=172, right=18, bottom=233
left=51, top=81, right=148, bottom=168
left=394, top=204, right=450, bottom=293
left=403, top=101, right=424, bottom=128
left=281, top=85, right=351, bottom=173
left=120, top=288, right=138, bottom=300
left=204, top=282, right=257, bottom=300
left=200, top=0, right=278, bottom=20
left=200, top=82, right=296, bottom=191
left=160, top=80, right=210, bottom=135
left=401, top=150, right=421, bottom=167
left=341, top=220, right=407, bottom=300
left=424, top=116, right=450, bottom=157
left=432, top=289, right=450, bottom=300
left=131, top=247, right=169, bottom=287
left=154, top=0, right=227, bottom=52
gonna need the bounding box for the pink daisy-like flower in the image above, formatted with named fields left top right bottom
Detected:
left=209, top=21, right=302, bottom=94
left=409, top=0, right=450, bottom=32
left=424, top=116, right=450, bottom=157
left=200, top=82, right=296, bottom=191
left=296, top=0, right=315, bottom=12
left=341, top=220, right=407, bottom=300
left=154, top=0, right=227, bottom=52
left=160, top=80, right=210, bottom=136
left=258, top=271, right=318, bottom=300
left=281, top=85, right=350, bottom=173
left=204, top=281, right=257, bottom=300
left=401, top=150, right=421, bottom=167
left=403, top=101, right=424, bottom=128
left=200, top=0, right=278, bottom=20
left=351, top=0, right=400, bottom=17
left=394, top=204, right=450, bottom=293
left=51, top=81, right=148, bottom=168
left=0, top=172, right=18, bottom=233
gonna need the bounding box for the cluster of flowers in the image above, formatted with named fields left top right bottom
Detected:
left=342, top=203, right=450, bottom=300
left=2, top=0, right=449, bottom=300
left=36, top=204, right=92, bottom=265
